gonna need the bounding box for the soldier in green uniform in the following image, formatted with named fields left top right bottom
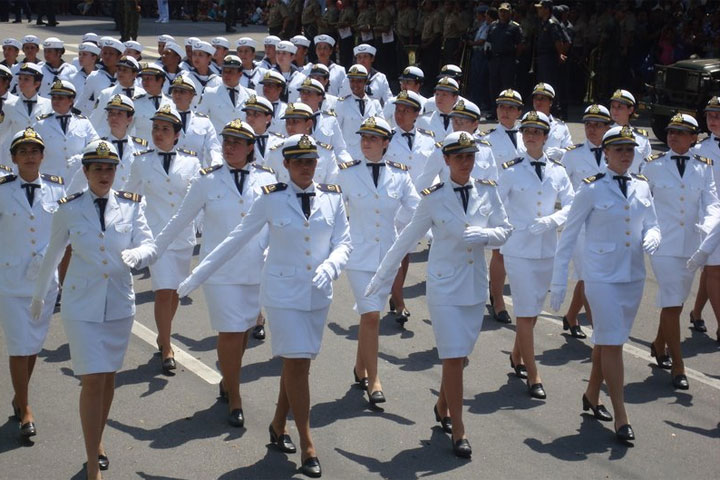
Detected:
left=318, top=0, right=340, bottom=37
left=419, top=0, right=443, bottom=96
left=287, top=0, right=304, bottom=37
left=395, top=0, right=417, bottom=69
left=442, top=1, right=465, bottom=65
left=301, top=0, right=322, bottom=62
left=337, top=0, right=357, bottom=68
left=121, top=0, right=141, bottom=42
left=374, top=0, right=396, bottom=82
left=267, top=0, right=290, bottom=38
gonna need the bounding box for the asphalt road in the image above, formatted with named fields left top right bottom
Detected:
left=0, top=16, right=718, bottom=480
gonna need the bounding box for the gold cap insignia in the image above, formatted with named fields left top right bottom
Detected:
left=172, top=76, right=184, bottom=85
left=23, top=127, right=37, bottom=138
left=263, top=71, right=272, bottom=79
left=228, top=118, right=244, bottom=129
left=364, top=116, right=377, bottom=128
left=159, top=104, right=172, bottom=114
left=302, top=77, right=313, bottom=86
left=298, top=135, right=312, bottom=149
left=458, top=132, right=473, bottom=147
left=535, top=82, right=545, bottom=91
left=110, top=94, right=123, bottom=105
left=397, top=90, right=408, bottom=100
left=670, top=113, right=684, bottom=123
left=620, top=125, right=634, bottom=138
left=612, top=89, right=623, bottom=99
left=709, top=96, right=720, bottom=106
left=527, top=111, right=539, bottom=121
left=588, top=104, right=601, bottom=114
left=248, top=94, right=257, bottom=104
left=51, top=79, right=64, bottom=89
left=96, top=141, right=111, bottom=156
left=455, top=99, right=465, bottom=110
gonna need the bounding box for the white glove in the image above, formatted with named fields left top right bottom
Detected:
left=312, top=263, right=333, bottom=291
left=364, top=275, right=382, bottom=297
left=176, top=277, right=198, bottom=298
left=529, top=216, right=554, bottom=235
left=695, top=223, right=711, bottom=235
left=549, top=284, right=566, bottom=312
left=687, top=249, right=709, bottom=271
left=643, top=231, right=661, bottom=255
left=30, top=297, right=44, bottom=320
left=463, top=226, right=488, bottom=245
left=545, top=147, right=564, bottom=161
left=121, top=249, right=140, bottom=269
left=25, top=254, right=44, bottom=281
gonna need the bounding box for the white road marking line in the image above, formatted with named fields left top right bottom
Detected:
left=131, top=320, right=222, bottom=384
left=503, top=295, right=720, bottom=391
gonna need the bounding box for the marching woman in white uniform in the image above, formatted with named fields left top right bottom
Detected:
left=366, top=131, right=512, bottom=458
left=31, top=140, right=156, bottom=479
left=688, top=207, right=720, bottom=342
left=154, top=120, right=276, bottom=427
left=550, top=126, right=662, bottom=443
left=608, top=89, right=651, bottom=174
left=177, top=134, right=351, bottom=478
left=498, top=111, right=574, bottom=399
left=124, top=104, right=201, bottom=374
left=337, top=116, right=420, bottom=404
left=0, top=128, right=65, bottom=439
left=641, top=113, right=719, bottom=390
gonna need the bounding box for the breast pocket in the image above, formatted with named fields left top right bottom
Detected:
left=585, top=242, right=617, bottom=277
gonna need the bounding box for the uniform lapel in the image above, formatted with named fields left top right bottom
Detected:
left=443, top=182, right=467, bottom=222
left=377, top=162, right=392, bottom=191
left=81, top=192, right=101, bottom=228
left=220, top=165, right=241, bottom=198
left=664, top=153, right=683, bottom=184
left=465, top=182, right=481, bottom=217
left=104, top=192, right=121, bottom=227
left=13, top=183, right=32, bottom=213
left=286, top=188, right=307, bottom=220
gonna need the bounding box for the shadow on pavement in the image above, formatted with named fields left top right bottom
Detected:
left=310, top=388, right=415, bottom=429
left=624, top=368, right=694, bottom=407
left=379, top=347, right=440, bottom=373
left=115, top=355, right=170, bottom=398
left=171, top=333, right=216, bottom=353
left=0, top=417, right=36, bottom=454
left=466, top=377, right=547, bottom=415
left=538, top=337, right=594, bottom=368
left=217, top=448, right=300, bottom=480
left=38, top=343, right=71, bottom=363
left=137, top=473, right=190, bottom=480
left=663, top=420, right=720, bottom=439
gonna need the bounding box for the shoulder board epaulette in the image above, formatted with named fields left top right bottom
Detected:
left=565, top=143, right=582, bottom=151
left=36, top=112, right=53, bottom=121
left=262, top=182, right=287, bottom=194
left=253, top=164, right=275, bottom=174
left=582, top=173, right=606, bottom=184
left=483, top=128, right=497, bottom=136
left=71, top=107, right=82, bottom=116
left=476, top=138, right=491, bottom=147
left=131, top=136, right=148, bottom=147
left=134, top=149, right=155, bottom=156
left=386, top=160, right=408, bottom=171
left=195, top=112, right=208, bottom=118
left=510, top=20, right=520, bottom=26
left=631, top=173, right=648, bottom=182
left=269, top=143, right=282, bottom=151
left=178, top=148, right=197, bottom=156
left=417, top=128, right=434, bottom=138
left=317, top=141, right=333, bottom=150
left=434, top=141, right=443, bottom=149
left=270, top=131, right=286, bottom=138
left=322, top=109, right=336, bottom=117
left=338, top=95, right=349, bottom=101
left=58, top=191, right=83, bottom=204
left=0, top=164, right=12, bottom=172
left=339, top=160, right=361, bottom=169
left=115, top=190, right=142, bottom=202
left=200, top=164, right=223, bottom=175
left=644, top=153, right=662, bottom=163
left=0, top=174, right=17, bottom=185
left=421, top=182, right=444, bottom=196
left=699, top=136, right=710, bottom=143
left=554, top=118, right=565, bottom=125
left=502, top=157, right=523, bottom=169
left=40, top=173, right=64, bottom=185
left=317, top=183, right=342, bottom=193
left=476, top=178, right=497, bottom=187
left=133, top=93, right=146, bottom=99
left=549, top=158, right=565, bottom=167
left=74, top=113, right=87, bottom=119
left=633, top=127, right=648, bottom=137
left=693, top=154, right=713, bottom=165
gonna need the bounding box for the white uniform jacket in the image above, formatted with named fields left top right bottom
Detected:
left=373, top=180, right=511, bottom=306
left=544, top=115, right=573, bottom=160
left=480, top=124, right=525, bottom=170
left=33, top=189, right=156, bottom=323
left=334, top=94, right=383, bottom=159
left=253, top=131, right=286, bottom=165
left=176, top=111, right=223, bottom=168
left=125, top=148, right=201, bottom=250
left=416, top=137, right=498, bottom=191
left=561, top=141, right=607, bottom=190
left=383, top=93, right=428, bottom=128
left=642, top=150, right=719, bottom=257
left=186, top=68, right=222, bottom=109
left=131, top=92, right=173, bottom=138
left=552, top=172, right=660, bottom=285
left=68, top=68, right=93, bottom=100
left=183, top=181, right=352, bottom=311
left=240, top=62, right=266, bottom=90
left=155, top=162, right=276, bottom=285
left=693, top=134, right=720, bottom=186
left=263, top=98, right=288, bottom=136
left=196, top=83, right=255, bottom=134
left=0, top=91, right=19, bottom=150
left=272, top=66, right=306, bottom=104
left=74, top=67, right=116, bottom=115
left=0, top=173, right=65, bottom=297
left=303, top=62, right=347, bottom=97
left=89, top=83, right=147, bottom=126
left=33, top=112, right=98, bottom=179
left=384, top=127, right=436, bottom=189
left=339, top=68, right=392, bottom=106
left=38, top=61, right=78, bottom=97
left=263, top=140, right=339, bottom=184
left=337, top=159, right=420, bottom=271
left=498, top=155, right=575, bottom=259
left=68, top=135, right=149, bottom=192
left=311, top=110, right=352, bottom=163
left=1, top=94, right=51, bottom=152
left=416, top=110, right=453, bottom=142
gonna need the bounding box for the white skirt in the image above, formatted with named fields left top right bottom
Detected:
left=149, top=247, right=194, bottom=291
left=504, top=256, right=554, bottom=317
left=346, top=269, right=393, bottom=315
left=62, top=316, right=134, bottom=375
left=203, top=283, right=261, bottom=332
left=650, top=255, right=695, bottom=307
left=0, top=287, right=58, bottom=356
left=264, top=306, right=330, bottom=359
left=585, top=280, right=644, bottom=345
left=428, top=303, right=485, bottom=359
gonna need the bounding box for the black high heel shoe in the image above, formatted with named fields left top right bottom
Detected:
left=367, top=390, right=386, bottom=405
left=19, top=421, right=36, bottom=438
left=582, top=394, right=612, bottom=421
left=228, top=409, right=244, bottom=428
left=527, top=381, right=547, bottom=399
left=98, top=454, right=109, bottom=471
left=689, top=312, right=707, bottom=333
left=650, top=343, right=672, bottom=370
left=353, top=368, right=368, bottom=391
left=395, top=308, right=410, bottom=325
left=268, top=424, right=296, bottom=453
left=433, top=404, right=452, bottom=434
left=300, top=456, right=322, bottom=478
left=452, top=437, right=472, bottom=458
left=253, top=324, right=266, bottom=340
left=509, top=353, right=527, bottom=379
left=672, top=374, right=689, bottom=390
left=615, top=424, right=635, bottom=443
left=162, top=356, right=176, bottom=374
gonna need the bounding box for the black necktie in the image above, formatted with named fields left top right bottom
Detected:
left=95, top=197, right=108, bottom=231
left=671, top=155, right=688, bottom=177
left=715, top=137, right=720, bottom=149
left=123, top=87, right=134, bottom=98
left=441, top=113, right=451, bottom=130
left=454, top=185, right=472, bottom=213
left=506, top=129, right=518, bottom=149
left=297, top=192, right=315, bottom=219
left=230, top=168, right=249, bottom=194
left=402, top=131, right=414, bottom=149
left=160, top=152, right=176, bottom=173
left=356, top=98, right=365, bottom=116
left=311, top=113, right=319, bottom=132
left=531, top=161, right=545, bottom=180
left=257, top=134, right=268, bottom=156
left=21, top=183, right=40, bottom=207
left=179, top=111, right=189, bottom=132
left=24, top=99, right=36, bottom=116
left=112, top=139, right=127, bottom=159
left=227, top=87, right=236, bottom=107
left=613, top=175, right=630, bottom=198
left=367, top=162, right=385, bottom=187
left=57, top=114, right=70, bottom=134
left=591, top=147, right=602, bottom=166
left=150, top=95, right=161, bottom=109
